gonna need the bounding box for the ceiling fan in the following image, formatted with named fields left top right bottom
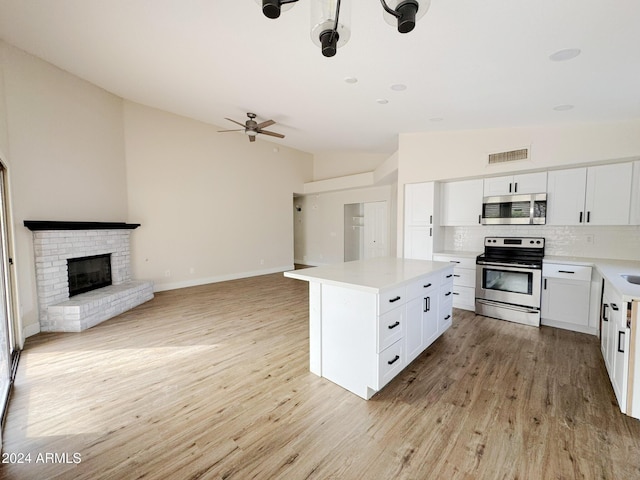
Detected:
left=218, top=112, right=285, bottom=142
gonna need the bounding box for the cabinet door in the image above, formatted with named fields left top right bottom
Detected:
left=601, top=298, right=613, bottom=374
left=364, top=201, right=388, bottom=259
left=483, top=176, right=513, bottom=196
left=405, top=298, right=423, bottom=363
left=541, top=277, right=590, bottom=326
left=547, top=168, right=587, bottom=225
left=585, top=163, right=632, bottom=225
left=513, top=172, right=547, bottom=194
left=422, top=293, right=439, bottom=348
left=405, top=226, right=433, bottom=261
left=610, top=302, right=629, bottom=412
left=405, top=182, right=434, bottom=226
left=441, top=179, right=483, bottom=226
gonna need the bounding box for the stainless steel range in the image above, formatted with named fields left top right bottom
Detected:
left=475, top=236, right=545, bottom=327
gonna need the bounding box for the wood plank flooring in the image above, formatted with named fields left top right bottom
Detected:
left=2, top=272, right=640, bottom=479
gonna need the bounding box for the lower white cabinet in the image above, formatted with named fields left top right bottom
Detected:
left=432, top=252, right=477, bottom=311
left=601, top=280, right=630, bottom=413
left=541, top=263, right=593, bottom=334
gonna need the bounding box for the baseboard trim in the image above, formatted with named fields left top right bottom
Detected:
left=153, top=265, right=295, bottom=292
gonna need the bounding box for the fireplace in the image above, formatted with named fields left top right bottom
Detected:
left=68, top=254, right=112, bottom=296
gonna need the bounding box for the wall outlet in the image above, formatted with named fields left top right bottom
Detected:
left=260, top=259, right=264, bottom=265
left=189, top=267, right=195, bottom=274
left=164, top=269, right=171, bottom=277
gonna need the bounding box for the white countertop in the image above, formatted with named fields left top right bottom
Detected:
left=284, top=257, right=452, bottom=293
left=544, top=255, right=640, bottom=302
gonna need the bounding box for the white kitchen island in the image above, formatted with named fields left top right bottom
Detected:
left=284, top=257, right=454, bottom=399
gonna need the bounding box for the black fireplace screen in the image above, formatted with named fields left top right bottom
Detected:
left=67, top=254, right=112, bottom=296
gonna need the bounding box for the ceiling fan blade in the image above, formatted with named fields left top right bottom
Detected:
left=218, top=128, right=244, bottom=133
left=249, top=135, right=256, bottom=142
left=258, top=129, right=285, bottom=139
left=256, top=119, right=275, bottom=129
left=225, top=118, right=247, bottom=128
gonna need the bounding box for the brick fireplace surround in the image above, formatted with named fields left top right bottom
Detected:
left=24, top=221, right=154, bottom=332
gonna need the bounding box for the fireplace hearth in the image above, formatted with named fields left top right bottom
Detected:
left=24, top=220, right=153, bottom=332
left=68, top=254, right=112, bottom=296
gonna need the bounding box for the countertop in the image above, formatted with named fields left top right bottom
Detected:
left=284, top=257, right=452, bottom=294
left=544, top=255, right=640, bottom=302
left=433, top=250, right=482, bottom=259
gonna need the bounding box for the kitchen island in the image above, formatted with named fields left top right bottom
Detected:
left=284, top=257, right=454, bottom=399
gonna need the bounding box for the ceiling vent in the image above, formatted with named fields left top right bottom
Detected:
left=488, top=148, right=529, bottom=165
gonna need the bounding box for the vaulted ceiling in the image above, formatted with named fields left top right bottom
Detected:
left=1, top=1, right=639, bottom=154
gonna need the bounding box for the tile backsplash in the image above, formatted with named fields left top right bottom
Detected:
left=443, top=225, right=640, bottom=261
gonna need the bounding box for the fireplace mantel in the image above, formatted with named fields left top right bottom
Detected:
left=24, top=220, right=140, bottom=231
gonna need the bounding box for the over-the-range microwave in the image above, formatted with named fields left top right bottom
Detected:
left=482, top=193, right=547, bottom=225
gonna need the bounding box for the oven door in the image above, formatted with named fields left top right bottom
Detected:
left=476, top=262, right=541, bottom=309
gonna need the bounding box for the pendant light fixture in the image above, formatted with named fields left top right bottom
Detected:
left=257, top=0, right=429, bottom=57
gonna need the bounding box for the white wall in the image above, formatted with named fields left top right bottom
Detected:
left=313, top=152, right=388, bottom=181
left=396, top=120, right=640, bottom=255
left=124, top=102, right=313, bottom=291
left=0, top=41, right=129, bottom=341
left=294, top=184, right=396, bottom=265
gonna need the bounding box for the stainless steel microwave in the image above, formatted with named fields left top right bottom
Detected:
left=482, top=193, right=547, bottom=225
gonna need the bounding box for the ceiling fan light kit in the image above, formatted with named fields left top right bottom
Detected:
left=258, top=0, right=429, bottom=57
left=218, top=112, right=285, bottom=143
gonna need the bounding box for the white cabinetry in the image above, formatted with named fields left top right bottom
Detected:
left=404, top=182, right=440, bottom=260
left=601, top=281, right=630, bottom=413
left=440, top=179, right=483, bottom=226
left=547, top=163, right=633, bottom=225
left=285, top=259, right=454, bottom=400
left=483, top=172, right=547, bottom=196
left=433, top=253, right=477, bottom=311
left=541, top=263, right=593, bottom=334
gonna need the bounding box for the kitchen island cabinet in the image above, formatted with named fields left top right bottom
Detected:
left=284, top=257, right=453, bottom=399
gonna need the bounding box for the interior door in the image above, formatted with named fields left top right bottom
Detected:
left=364, top=201, right=388, bottom=259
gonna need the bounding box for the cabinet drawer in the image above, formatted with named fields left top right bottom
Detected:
left=406, top=273, right=438, bottom=299
left=433, top=254, right=477, bottom=270
left=441, top=284, right=454, bottom=303
left=378, top=307, right=404, bottom=353
left=452, top=285, right=476, bottom=310
left=542, top=263, right=592, bottom=282
left=379, top=285, right=406, bottom=315
left=453, top=268, right=475, bottom=287
left=440, top=267, right=455, bottom=284
left=377, top=339, right=404, bottom=389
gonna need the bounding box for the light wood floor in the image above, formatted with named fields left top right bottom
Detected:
left=2, top=272, right=640, bottom=479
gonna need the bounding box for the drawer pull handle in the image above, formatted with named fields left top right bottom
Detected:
left=450, top=261, right=460, bottom=264
left=611, top=303, right=619, bottom=311
left=603, top=304, right=609, bottom=321
left=454, top=274, right=460, bottom=277
left=453, top=292, right=460, bottom=295
left=558, top=270, right=575, bottom=274
left=389, top=296, right=401, bottom=303
left=446, top=274, right=453, bottom=278
left=388, top=321, right=400, bottom=330
left=445, top=292, right=452, bottom=296
left=423, top=283, right=432, bottom=288
left=388, top=355, right=400, bottom=365
left=618, top=331, right=625, bottom=353
left=444, top=314, right=451, bottom=320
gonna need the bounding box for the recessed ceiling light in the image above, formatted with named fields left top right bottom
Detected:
left=553, top=104, right=574, bottom=111
left=376, top=99, right=389, bottom=104
left=344, top=77, right=358, bottom=84
left=390, top=84, right=407, bottom=91
left=549, top=48, right=581, bottom=62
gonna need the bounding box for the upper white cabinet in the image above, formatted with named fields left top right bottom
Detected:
left=440, top=179, right=483, bottom=226
left=547, top=163, right=633, bottom=225
left=404, top=182, right=440, bottom=260
left=483, top=172, right=547, bottom=196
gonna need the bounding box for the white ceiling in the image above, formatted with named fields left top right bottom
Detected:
left=0, top=1, right=639, bottom=155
